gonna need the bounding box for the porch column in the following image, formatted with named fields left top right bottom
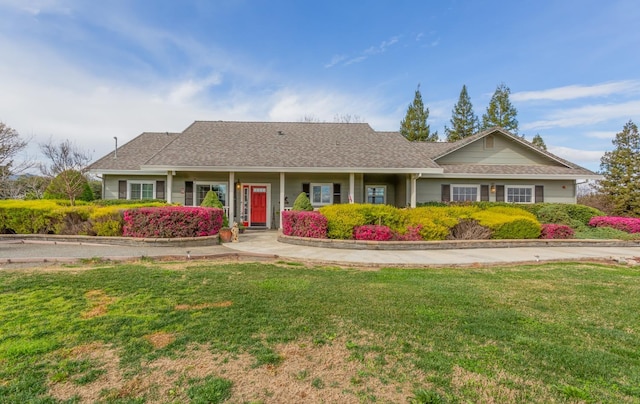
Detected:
left=349, top=173, right=355, bottom=203
left=279, top=172, right=285, bottom=229
left=410, top=174, right=417, bottom=208
left=228, top=171, right=235, bottom=225
left=166, top=171, right=173, bottom=204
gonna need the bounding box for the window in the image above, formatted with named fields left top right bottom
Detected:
left=506, top=185, right=534, bottom=203
left=311, top=183, right=332, bottom=205
left=128, top=181, right=155, bottom=200
left=366, top=186, right=386, bottom=204
left=451, top=185, right=479, bottom=202
left=195, top=183, right=227, bottom=206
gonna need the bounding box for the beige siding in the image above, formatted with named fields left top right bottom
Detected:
left=436, top=136, right=562, bottom=166
left=416, top=178, right=577, bottom=204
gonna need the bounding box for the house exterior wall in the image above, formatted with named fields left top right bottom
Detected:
left=103, top=175, right=167, bottom=200
left=416, top=178, right=577, bottom=204
left=436, top=135, right=560, bottom=166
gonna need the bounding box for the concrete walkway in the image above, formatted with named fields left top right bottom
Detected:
left=2, top=231, right=640, bottom=267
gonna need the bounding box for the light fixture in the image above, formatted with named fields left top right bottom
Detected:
left=490, top=183, right=496, bottom=193
left=236, top=179, right=241, bottom=189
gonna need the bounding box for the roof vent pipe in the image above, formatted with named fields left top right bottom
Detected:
left=113, top=136, right=118, bottom=159
left=278, top=130, right=284, bottom=135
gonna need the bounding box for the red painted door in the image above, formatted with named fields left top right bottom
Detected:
left=250, top=186, right=267, bottom=225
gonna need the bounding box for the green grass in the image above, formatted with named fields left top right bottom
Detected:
left=1, top=261, right=639, bottom=402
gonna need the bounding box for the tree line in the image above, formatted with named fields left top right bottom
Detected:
left=0, top=121, right=94, bottom=204
left=400, top=83, right=546, bottom=150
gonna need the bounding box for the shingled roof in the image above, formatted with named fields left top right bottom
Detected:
left=88, top=121, right=599, bottom=178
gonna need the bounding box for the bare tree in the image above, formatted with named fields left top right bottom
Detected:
left=0, top=121, right=31, bottom=198
left=39, top=138, right=92, bottom=205
left=333, top=114, right=364, bottom=123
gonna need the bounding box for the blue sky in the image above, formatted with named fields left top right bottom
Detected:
left=1, top=0, right=639, bottom=172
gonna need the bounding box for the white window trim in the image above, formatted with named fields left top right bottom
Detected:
left=505, top=185, right=535, bottom=204
left=366, top=185, right=387, bottom=205
left=194, top=181, right=228, bottom=207
left=310, top=183, right=333, bottom=206
left=451, top=184, right=481, bottom=202
left=127, top=180, right=155, bottom=200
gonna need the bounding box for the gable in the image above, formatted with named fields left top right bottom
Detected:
left=435, top=133, right=564, bottom=167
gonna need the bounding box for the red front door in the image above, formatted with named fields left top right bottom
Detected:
left=250, top=186, right=267, bottom=226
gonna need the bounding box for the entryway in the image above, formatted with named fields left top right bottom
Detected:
left=240, top=184, right=270, bottom=228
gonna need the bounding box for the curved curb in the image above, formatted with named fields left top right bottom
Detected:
left=0, top=233, right=220, bottom=247
left=278, top=234, right=640, bottom=250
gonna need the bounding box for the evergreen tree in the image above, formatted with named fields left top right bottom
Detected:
left=481, top=83, right=519, bottom=133
left=444, top=85, right=479, bottom=142
left=400, top=84, right=438, bottom=142
left=292, top=192, right=313, bottom=211
left=599, top=120, right=640, bottom=216
left=531, top=134, right=547, bottom=150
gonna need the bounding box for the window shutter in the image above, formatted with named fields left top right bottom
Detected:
left=480, top=185, right=489, bottom=201
left=333, top=183, right=341, bottom=204
left=118, top=180, right=127, bottom=199
left=156, top=181, right=165, bottom=200
left=535, top=185, right=544, bottom=203
left=496, top=185, right=505, bottom=202
left=185, top=181, right=193, bottom=206
left=441, top=184, right=450, bottom=202
left=302, top=183, right=310, bottom=198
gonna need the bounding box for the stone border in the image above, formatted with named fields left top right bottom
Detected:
left=0, top=233, right=220, bottom=247
left=278, top=234, right=640, bottom=250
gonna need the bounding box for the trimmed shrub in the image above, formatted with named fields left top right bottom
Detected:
left=394, top=225, right=423, bottom=241
left=588, top=216, right=640, bottom=233
left=201, top=190, right=228, bottom=227
left=282, top=210, right=327, bottom=238
left=540, top=224, right=575, bottom=239
left=292, top=192, right=313, bottom=211
left=471, top=209, right=541, bottom=239
left=123, top=206, right=223, bottom=238
left=319, top=204, right=370, bottom=239
left=0, top=200, right=66, bottom=234
left=403, top=208, right=452, bottom=241
left=353, top=225, right=394, bottom=241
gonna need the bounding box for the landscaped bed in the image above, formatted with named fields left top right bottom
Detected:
left=1, top=260, right=639, bottom=403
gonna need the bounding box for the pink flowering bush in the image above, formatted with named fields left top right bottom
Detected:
left=394, top=225, right=423, bottom=241
left=588, top=216, right=640, bottom=233
left=353, top=225, right=394, bottom=241
left=282, top=210, right=328, bottom=238
left=123, top=206, right=223, bottom=238
left=540, top=223, right=575, bottom=239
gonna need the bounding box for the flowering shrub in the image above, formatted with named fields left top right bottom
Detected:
left=588, top=216, right=640, bottom=233
left=282, top=210, right=327, bottom=238
left=540, top=224, right=575, bottom=239
left=123, top=206, right=223, bottom=238
left=353, top=225, right=394, bottom=241
left=394, top=225, right=423, bottom=241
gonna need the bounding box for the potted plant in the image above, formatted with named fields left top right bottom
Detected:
left=237, top=222, right=245, bottom=234
left=218, top=227, right=233, bottom=243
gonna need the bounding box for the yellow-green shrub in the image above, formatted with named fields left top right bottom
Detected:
left=402, top=208, right=450, bottom=240
left=319, top=204, right=405, bottom=239
left=0, top=200, right=66, bottom=234
left=471, top=209, right=541, bottom=239
left=90, top=206, right=125, bottom=236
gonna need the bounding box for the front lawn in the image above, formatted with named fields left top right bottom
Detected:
left=1, top=261, right=639, bottom=403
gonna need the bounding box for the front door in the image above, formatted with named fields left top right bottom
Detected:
left=250, top=186, right=267, bottom=226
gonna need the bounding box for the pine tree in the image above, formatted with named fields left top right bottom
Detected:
left=444, top=85, right=478, bottom=142
left=481, top=83, right=518, bottom=133
left=531, top=134, right=547, bottom=150
left=599, top=120, right=640, bottom=216
left=400, top=84, right=438, bottom=142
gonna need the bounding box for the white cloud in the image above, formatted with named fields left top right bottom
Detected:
left=512, top=80, right=640, bottom=102
left=325, top=36, right=400, bottom=67
left=548, top=146, right=604, bottom=168
left=585, top=130, right=616, bottom=139
left=521, top=100, right=640, bottom=130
